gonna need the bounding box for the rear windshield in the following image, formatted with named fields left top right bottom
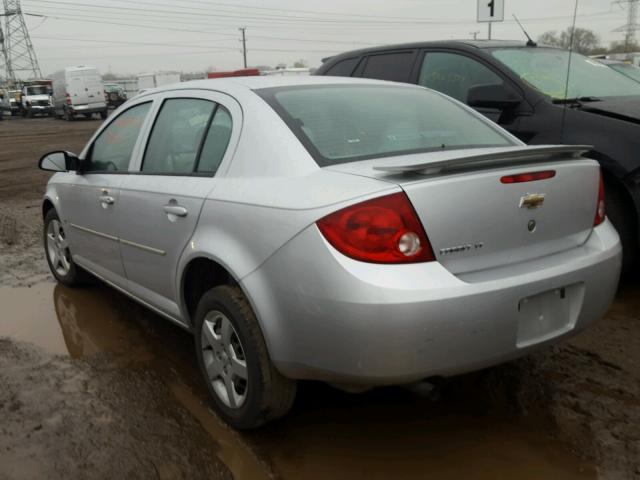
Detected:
left=257, top=84, right=515, bottom=166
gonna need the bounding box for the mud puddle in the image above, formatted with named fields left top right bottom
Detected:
left=0, top=282, right=597, bottom=479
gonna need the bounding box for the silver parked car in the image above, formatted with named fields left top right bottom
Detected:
left=39, top=76, right=621, bottom=429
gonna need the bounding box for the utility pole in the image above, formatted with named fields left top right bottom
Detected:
left=239, top=27, right=247, bottom=68
left=488, top=22, right=492, bottom=40
left=614, top=0, right=640, bottom=53
left=1, top=0, right=42, bottom=83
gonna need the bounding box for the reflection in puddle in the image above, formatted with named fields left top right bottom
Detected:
left=0, top=282, right=597, bottom=479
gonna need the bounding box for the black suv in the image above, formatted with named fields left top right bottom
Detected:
left=316, top=40, right=640, bottom=272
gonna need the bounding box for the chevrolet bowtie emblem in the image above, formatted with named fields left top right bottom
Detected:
left=519, top=193, right=546, bottom=209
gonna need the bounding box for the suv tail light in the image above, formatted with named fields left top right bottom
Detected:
left=316, top=192, right=435, bottom=263
left=594, top=171, right=606, bottom=226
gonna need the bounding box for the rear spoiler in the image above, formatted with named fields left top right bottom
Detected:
left=373, top=145, right=593, bottom=176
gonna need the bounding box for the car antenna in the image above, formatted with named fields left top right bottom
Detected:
left=560, top=0, right=580, bottom=144
left=512, top=14, right=537, bottom=47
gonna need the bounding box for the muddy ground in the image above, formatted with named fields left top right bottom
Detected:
left=0, top=116, right=639, bottom=479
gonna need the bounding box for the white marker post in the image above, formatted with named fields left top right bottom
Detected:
left=477, top=0, right=505, bottom=40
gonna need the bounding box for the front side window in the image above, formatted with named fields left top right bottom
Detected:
left=490, top=47, right=640, bottom=99
left=258, top=84, right=515, bottom=166
left=86, top=102, right=151, bottom=172
left=142, top=98, right=214, bottom=174
left=361, top=52, right=415, bottom=82
left=419, top=52, right=504, bottom=103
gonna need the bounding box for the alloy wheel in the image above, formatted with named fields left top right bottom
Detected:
left=46, top=219, right=71, bottom=277
left=200, top=310, right=248, bottom=409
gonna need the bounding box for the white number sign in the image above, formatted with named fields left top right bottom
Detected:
left=477, top=0, right=504, bottom=22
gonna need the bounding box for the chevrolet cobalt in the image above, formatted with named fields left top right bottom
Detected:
left=39, top=76, right=621, bottom=429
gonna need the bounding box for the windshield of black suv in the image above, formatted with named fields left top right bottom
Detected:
left=25, top=86, right=50, bottom=96
left=257, top=84, right=516, bottom=166
left=490, top=47, right=640, bottom=99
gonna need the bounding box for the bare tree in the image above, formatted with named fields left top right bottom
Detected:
left=608, top=40, right=640, bottom=54
left=538, top=27, right=601, bottom=54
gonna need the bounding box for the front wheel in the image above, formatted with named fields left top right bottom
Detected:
left=194, top=285, right=297, bottom=429
left=43, top=209, right=89, bottom=286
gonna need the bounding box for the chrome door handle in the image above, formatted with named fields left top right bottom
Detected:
left=99, top=195, right=115, bottom=205
left=163, top=205, right=188, bottom=217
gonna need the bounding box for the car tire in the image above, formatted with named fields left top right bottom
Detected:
left=43, top=209, right=90, bottom=287
left=194, top=284, right=297, bottom=429
left=605, top=180, right=638, bottom=275
left=100, top=110, right=107, bottom=120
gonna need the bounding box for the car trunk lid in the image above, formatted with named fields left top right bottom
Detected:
left=325, top=145, right=600, bottom=275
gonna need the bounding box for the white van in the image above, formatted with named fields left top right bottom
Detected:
left=51, top=66, right=108, bottom=120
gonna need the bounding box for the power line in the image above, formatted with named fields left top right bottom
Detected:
left=24, top=0, right=621, bottom=26
left=31, top=34, right=238, bottom=50
left=24, top=8, right=377, bottom=45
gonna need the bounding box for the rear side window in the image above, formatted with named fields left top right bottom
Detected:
left=197, top=106, right=233, bottom=174
left=142, top=98, right=214, bottom=174
left=324, top=57, right=360, bottom=77
left=86, top=102, right=151, bottom=172
left=418, top=52, right=503, bottom=103
left=258, top=85, right=515, bottom=166
left=361, top=52, right=415, bottom=82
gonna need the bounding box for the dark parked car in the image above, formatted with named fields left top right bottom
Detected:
left=316, top=40, right=640, bottom=272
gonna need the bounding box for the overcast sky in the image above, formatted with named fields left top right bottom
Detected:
left=16, top=0, right=632, bottom=77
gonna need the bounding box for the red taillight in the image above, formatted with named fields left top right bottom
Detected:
left=316, top=192, right=435, bottom=264
left=594, top=171, right=606, bottom=226
left=500, top=170, right=556, bottom=184
left=65, top=93, right=71, bottom=105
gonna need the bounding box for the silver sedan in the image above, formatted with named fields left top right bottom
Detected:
left=39, top=76, right=621, bottom=429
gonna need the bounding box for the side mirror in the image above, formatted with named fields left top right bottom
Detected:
left=38, top=151, right=79, bottom=172
left=467, top=83, right=523, bottom=109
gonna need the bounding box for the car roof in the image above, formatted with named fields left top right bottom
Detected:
left=144, top=74, right=419, bottom=95
left=320, top=39, right=549, bottom=63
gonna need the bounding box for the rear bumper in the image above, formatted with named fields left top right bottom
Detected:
left=241, top=219, right=621, bottom=385
left=69, top=103, right=107, bottom=113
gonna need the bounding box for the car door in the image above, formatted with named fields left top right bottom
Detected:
left=62, top=100, right=153, bottom=286
left=116, top=90, right=238, bottom=319
left=416, top=50, right=524, bottom=129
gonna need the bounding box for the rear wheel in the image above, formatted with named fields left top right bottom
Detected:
left=605, top=180, right=638, bottom=275
left=43, top=209, right=89, bottom=286
left=194, top=285, right=296, bottom=429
